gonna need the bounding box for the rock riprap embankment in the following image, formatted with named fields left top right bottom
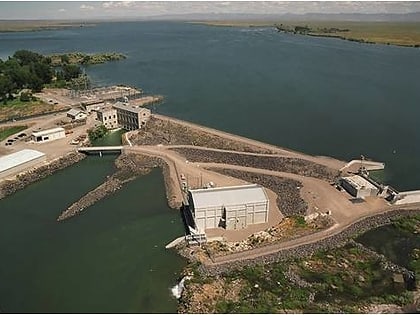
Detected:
left=197, top=209, right=420, bottom=276
left=208, top=168, right=308, bottom=216
left=172, top=147, right=338, bottom=181
left=0, top=151, right=85, bottom=199
left=129, top=116, right=272, bottom=153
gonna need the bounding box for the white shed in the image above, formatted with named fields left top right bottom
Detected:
left=67, top=109, right=87, bottom=121
left=188, top=184, right=269, bottom=231
left=32, top=127, right=66, bottom=143
left=340, top=175, right=379, bottom=199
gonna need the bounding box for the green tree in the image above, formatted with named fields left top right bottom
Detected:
left=60, top=54, right=70, bottom=64
left=13, top=50, right=44, bottom=66
left=0, top=74, right=13, bottom=104
left=62, top=64, right=82, bottom=81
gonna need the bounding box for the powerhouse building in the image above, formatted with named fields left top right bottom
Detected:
left=188, top=184, right=269, bottom=231
left=112, top=102, right=151, bottom=130
left=0, top=149, right=46, bottom=180
left=340, top=175, right=379, bottom=199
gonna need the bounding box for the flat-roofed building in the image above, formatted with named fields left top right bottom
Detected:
left=81, top=100, right=106, bottom=113
left=340, top=175, right=379, bottom=199
left=67, top=109, right=87, bottom=121
left=188, top=184, right=269, bottom=231
left=0, top=149, right=46, bottom=180
left=113, top=102, right=151, bottom=130
left=96, top=107, right=118, bottom=129
left=32, top=127, right=66, bottom=143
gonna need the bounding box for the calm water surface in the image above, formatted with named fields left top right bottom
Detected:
left=1, top=21, right=420, bottom=312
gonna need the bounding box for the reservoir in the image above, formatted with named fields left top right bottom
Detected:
left=0, top=21, right=420, bottom=312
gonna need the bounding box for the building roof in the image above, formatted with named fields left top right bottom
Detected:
left=189, top=184, right=268, bottom=209
left=0, top=149, right=45, bottom=174
left=67, top=109, right=84, bottom=116
left=113, top=101, right=151, bottom=114
left=342, top=175, right=378, bottom=190
left=97, top=106, right=117, bottom=114
left=32, top=127, right=65, bottom=137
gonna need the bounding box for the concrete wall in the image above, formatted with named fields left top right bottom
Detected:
left=97, top=109, right=118, bottom=129
left=0, top=155, right=46, bottom=180
left=193, top=200, right=269, bottom=231
left=340, top=179, right=379, bottom=199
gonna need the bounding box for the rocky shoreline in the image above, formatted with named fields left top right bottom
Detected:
left=57, top=153, right=180, bottom=221
left=172, top=147, right=338, bottom=181
left=195, top=208, right=420, bottom=276
left=0, top=151, right=86, bottom=199
left=208, top=167, right=308, bottom=216
left=129, top=116, right=272, bottom=153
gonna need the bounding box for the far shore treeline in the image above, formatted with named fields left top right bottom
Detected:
left=0, top=50, right=126, bottom=105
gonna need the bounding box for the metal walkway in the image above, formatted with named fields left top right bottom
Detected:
left=77, top=146, right=123, bottom=154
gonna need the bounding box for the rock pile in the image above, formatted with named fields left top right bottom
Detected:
left=209, top=168, right=308, bottom=216
left=198, top=209, right=420, bottom=277
left=129, top=116, right=272, bottom=153
left=173, top=147, right=338, bottom=181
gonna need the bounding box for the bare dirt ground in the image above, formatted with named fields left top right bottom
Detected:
left=0, top=111, right=98, bottom=168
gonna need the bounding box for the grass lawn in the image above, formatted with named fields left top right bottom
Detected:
left=0, top=98, right=67, bottom=121
left=0, top=125, right=27, bottom=141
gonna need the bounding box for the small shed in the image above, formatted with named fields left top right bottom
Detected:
left=340, top=175, right=379, bottom=199
left=67, top=109, right=87, bottom=121
left=32, top=127, right=66, bottom=143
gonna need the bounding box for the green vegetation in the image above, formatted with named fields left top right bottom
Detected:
left=49, top=52, right=126, bottom=66
left=0, top=125, right=27, bottom=141
left=194, top=20, right=420, bottom=47
left=88, top=125, right=108, bottom=142
left=392, top=215, right=420, bottom=234
left=0, top=97, right=66, bottom=122
left=275, top=21, right=420, bottom=47
left=1, top=49, right=126, bottom=106
left=0, top=50, right=54, bottom=103
left=184, top=243, right=415, bottom=313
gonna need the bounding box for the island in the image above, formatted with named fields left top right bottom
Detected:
left=48, top=52, right=127, bottom=66
left=192, top=20, right=420, bottom=48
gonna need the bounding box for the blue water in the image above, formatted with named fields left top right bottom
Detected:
left=1, top=21, right=420, bottom=312
left=2, top=21, right=418, bottom=190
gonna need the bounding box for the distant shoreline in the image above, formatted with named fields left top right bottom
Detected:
left=0, top=20, right=96, bottom=32
left=191, top=20, right=420, bottom=48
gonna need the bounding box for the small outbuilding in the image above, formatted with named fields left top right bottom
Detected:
left=188, top=184, right=269, bottom=231
left=32, top=127, right=66, bottom=143
left=67, top=109, right=87, bottom=121
left=340, top=175, right=379, bottom=199
left=0, top=149, right=46, bottom=180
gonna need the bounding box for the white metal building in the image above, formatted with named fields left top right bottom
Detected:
left=188, top=184, right=269, bottom=231
left=0, top=149, right=46, bottom=180
left=340, top=175, right=379, bottom=199
left=67, top=109, right=87, bottom=121
left=32, top=127, right=66, bottom=143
